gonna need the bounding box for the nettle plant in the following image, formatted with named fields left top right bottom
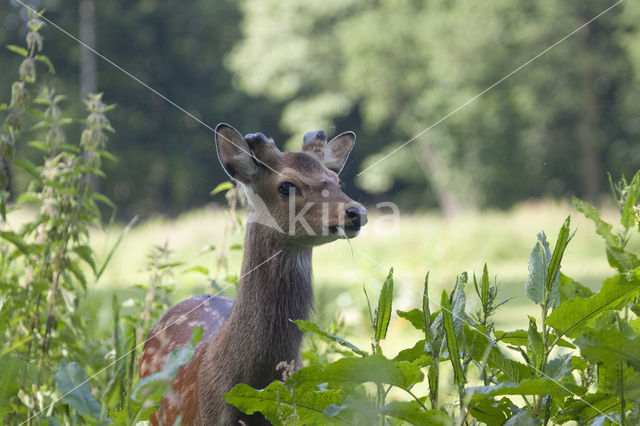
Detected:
left=224, top=173, right=640, bottom=425
left=0, top=13, right=120, bottom=423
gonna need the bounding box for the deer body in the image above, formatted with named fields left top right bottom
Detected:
left=140, top=124, right=366, bottom=425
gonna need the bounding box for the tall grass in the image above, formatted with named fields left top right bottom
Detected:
left=73, top=200, right=619, bottom=338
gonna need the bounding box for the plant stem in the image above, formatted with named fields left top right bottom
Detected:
left=377, top=382, right=385, bottom=426
left=537, top=296, right=550, bottom=416
left=404, top=387, right=429, bottom=412
left=620, top=361, right=626, bottom=426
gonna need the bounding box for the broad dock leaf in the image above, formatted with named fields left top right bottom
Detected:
left=575, top=328, right=640, bottom=370
left=546, top=268, right=640, bottom=339
left=469, top=378, right=582, bottom=398
left=54, top=360, right=101, bottom=420
left=288, top=353, right=424, bottom=390
left=224, top=381, right=347, bottom=425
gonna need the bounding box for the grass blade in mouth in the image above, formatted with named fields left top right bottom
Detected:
left=336, top=226, right=354, bottom=257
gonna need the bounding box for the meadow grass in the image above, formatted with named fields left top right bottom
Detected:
left=76, top=199, right=630, bottom=355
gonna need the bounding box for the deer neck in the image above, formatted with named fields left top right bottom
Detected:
left=225, top=222, right=313, bottom=371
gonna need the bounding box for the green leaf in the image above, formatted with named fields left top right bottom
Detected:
left=558, top=273, right=594, bottom=302
left=73, top=245, right=96, bottom=274
left=450, top=273, right=467, bottom=332
left=54, top=359, right=101, bottom=420
left=495, top=329, right=575, bottom=348
left=14, top=158, right=41, bottom=181
left=545, top=354, right=573, bottom=381
left=575, top=328, right=640, bottom=371
left=396, top=308, right=426, bottom=331
left=525, top=231, right=550, bottom=304
left=0, top=335, right=33, bottom=357
left=224, top=381, right=347, bottom=425
left=92, top=192, right=116, bottom=208
left=469, top=378, right=583, bottom=398
left=294, top=319, right=367, bottom=356
left=546, top=268, right=640, bottom=339
left=0, top=231, right=30, bottom=255
left=554, top=392, right=620, bottom=424
left=495, top=329, right=529, bottom=345
left=28, top=140, right=52, bottom=153
left=469, top=396, right=512, bottom=425
left=69, top=261, right=87, bottom=289
left=393, top=339, right=431, bottom=365
left=374, top=268, right=394, bottom=342
left=465, top=327, right=534, bottom=382
left=441, top=290, right=466, bottom=384
left=422, top=272, right=432, bottom=335
left=573, top=197, right=620, bottom=247
left=288, top=352, right=424, bottom=390
left=35, top=54, right=55, bottom=73
left=526, top=317, right=543, bottom=370
left=598, top=362, right=640, bottom=399
left=475, top=264, right=490, bottom=310
left=0, top=355, right=21, bottom=423
left=97, top=149, right=118, bottom=162
left=380, top=401, right=452, bottom=425
left=25, top=108, right=48, bottom=122
left=0, top=300, right=10, bottom=337
left=210, top=181, right=234, bottom=195
left=505, top=410, right=538, bottom=426
left=58, top=143, right=80, bottom=153
left=606, top=245, right=640, bottom=273
left=183, top=266, right=209, bottom=275
left=622, top=171, right=640, bottom=229
left=6, top=45, right=28, bottom=57
left=545, top=216, right=573, bottom=306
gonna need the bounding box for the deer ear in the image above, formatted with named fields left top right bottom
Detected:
left=215, top=123, right=258, bottom=184
left=324, top=131, right=355, bottom=174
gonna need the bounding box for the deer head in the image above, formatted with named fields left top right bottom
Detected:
left=215, top=123, right=367, bottom=246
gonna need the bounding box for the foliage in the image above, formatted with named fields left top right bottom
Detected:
left=0, top=12, right=120, bottom=423
left=2, top=1, right=640, bottom=214
left=0, top=18, right=208, bottom=424
left=0, top=0, right=284, bottom=217
left=225, top=172, right=640, bottom=425
left=230, top=0, right=640, bottom=212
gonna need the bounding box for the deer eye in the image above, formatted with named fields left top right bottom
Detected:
left=277, top=181, right=296, bottom=198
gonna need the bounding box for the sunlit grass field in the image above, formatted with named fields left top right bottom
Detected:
left=73, top=199, right=630, bottom=356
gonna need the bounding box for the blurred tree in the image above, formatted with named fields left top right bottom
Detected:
left=229, top=0, right=640, bottom=212
left=0, top=0, right=284, bottom=217
left=1, top=0, right=639, bottom=215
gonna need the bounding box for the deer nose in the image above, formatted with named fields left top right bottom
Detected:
left=345, top=206, right=367, bottom=228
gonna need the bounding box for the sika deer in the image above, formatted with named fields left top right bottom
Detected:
left=139, top=124, right=367, bottom=425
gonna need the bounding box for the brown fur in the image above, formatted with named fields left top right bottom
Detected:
left=140, top=124, right=366, bottom=425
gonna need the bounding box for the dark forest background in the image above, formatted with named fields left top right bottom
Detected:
left=1, top=0, right=639, bottom=218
